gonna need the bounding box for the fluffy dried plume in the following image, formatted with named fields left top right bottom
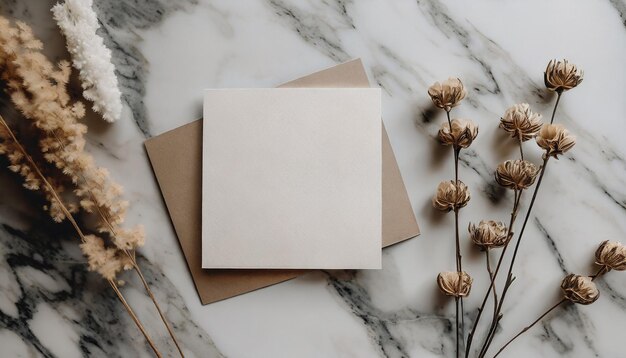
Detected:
left=52, top=0, right=122, bottom=122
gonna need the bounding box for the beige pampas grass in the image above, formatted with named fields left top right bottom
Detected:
left=0, top=17, right=182, bottom=357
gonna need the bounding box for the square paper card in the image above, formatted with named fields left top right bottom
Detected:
left=202, top=88, right=382, bottom=269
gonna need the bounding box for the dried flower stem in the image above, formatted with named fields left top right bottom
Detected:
left=550, top=92, right=562, bottom=124
left=109, top=279, right=163, bottom=358
left=48, top=130, right=184, bottom=357
left=485, top=251, right=498, bottom=322
left=492, top=298, right=566, bottom=357
left=480, top=94, right=564, bottom=356
left=0, top=116, right=162, bottom=357
left=447, top=110, right=464, bottom=357
left=492, top=265, right=606, bottom=357
left=465, top=190, right=522, bottom=357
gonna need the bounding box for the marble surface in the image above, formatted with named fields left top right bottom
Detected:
left=0, top=0, right=625, bottom=357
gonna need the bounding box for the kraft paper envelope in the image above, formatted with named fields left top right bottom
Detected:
left=202, top=88, right=382, bottom=269
left=145, top=59, right=419, bottom=304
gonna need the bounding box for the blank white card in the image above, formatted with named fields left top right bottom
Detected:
left=202, top=88, right=381, bottom=269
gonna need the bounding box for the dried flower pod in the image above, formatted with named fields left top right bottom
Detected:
left=544, top=59, right=583, bottom=92
left=536, top=124, right=576, bottom=159
left=595, top=240, right=626, bottom=271
left=561, top=274, right=599, bottom=305
left=469, top=220, right=509, bottom=250
left=437, top=271, right=473, bottom=297
left=500, top=103, right=543, bottom=141
left=432, top=180, right=470, bottom=212
left=495, top=159, right=539, bottom=190
left=438, top=118, right=479, bottom=148
left=428, top=77, right=466, bottom=112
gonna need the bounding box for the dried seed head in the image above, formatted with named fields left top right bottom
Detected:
left=437, top=271, right=473, bottom=297
left=428, top=77, right=466, bottom=112
left=495, top=159, right=539, bottom=190
left=544, top=59, right=583, bottom=92
left=469, top=220, right=509, bottom=250
left=536, top=124, right=576, bottom=159
left=561, top=274, right=599, bottom=305
left=438, top=118, right=479, bottom=148
left=595, top=240, right=626, bottom=271
left=500, top=103, right=543, bottom=141
left=432, top=180, right=470, bottom=212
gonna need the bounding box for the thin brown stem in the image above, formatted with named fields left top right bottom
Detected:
left=517, top=134, right=524, bottom=161
left=590, top=266, right=607, bottom=281
left=480, top=158, right=550, bottom=356
left=465, top=190, right=521, bottom=357
left=486, top=251, right=498, bottom=321
left=0, top=117, right=162, bottom=357
left=110, top=280, right=163, bottom=358
left=48, top=129, right=184, bottom=357
left=550, top=91, right=562, bottom=124
left=493, top=299, right=566, bottom=357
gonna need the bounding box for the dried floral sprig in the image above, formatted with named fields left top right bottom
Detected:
left=428, top=77, right=466, bottom=112
left=438, top=118, right=478, bottom=148
left=544, top=59, right=583, bottom=93
left=493, top=241, right=619, bottom=358
left=52, top=0, right=123, bottom=122
left=495, top=159, right=540, bottom=190
left=0, top=116, right=160, bottom=355
left=432, top=180, right=470, bottom=212
left=595, top=240, right=626, bottom=272
left=475, top=60, right=583, bottom=357
left=437, top=271, right=473, bottom=298
left=0, top=17, right=181, bottom=356
left=469, top=221, right=509, bottom=250
left=536, top=123, right=576, bottom=159
left=561, top=274, right=599, bottom=305
left=500, top=103, right=543, bottom=147
left=429, top=76, right=474, bottom=358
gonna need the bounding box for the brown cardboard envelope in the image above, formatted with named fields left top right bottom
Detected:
left=144, top=59, right=419, bottom=304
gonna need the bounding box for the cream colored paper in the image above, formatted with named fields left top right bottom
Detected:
left=202, top=88, right=382, bottom=269
left=144, top=59, right=419, bottom=304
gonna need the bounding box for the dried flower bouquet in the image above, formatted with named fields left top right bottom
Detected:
left=428, top=59, right=625, bottom=357
left=0, top=17, right=181, bottom=357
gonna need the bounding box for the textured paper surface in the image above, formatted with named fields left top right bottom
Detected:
left=202, top=88, right=382, bottom=269
left=144, top=59, right=419, bottom=303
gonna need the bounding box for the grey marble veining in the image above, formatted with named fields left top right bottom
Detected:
left=0, top=0, right=625, bottom=357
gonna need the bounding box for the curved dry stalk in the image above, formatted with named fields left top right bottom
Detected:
left=492, top=298, right=566, bottom=357
left=0, top=116, right=163, bottom=357
left=447, top=109, right=464, bottom=357
left=465, top=189, right=521, bottom=357
left=493, top=266, right=607, bottom=357
left=110, top=279, right=163, bottom=358
left=48, top=128, right=184, bottom=357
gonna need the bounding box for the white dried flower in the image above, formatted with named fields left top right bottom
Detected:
left=500, top=103, right=543, bottom=141
left=595, top=240, right=626, bottom=271
left=469, top=220, right=509, bottom=250
left=544, top=59, right=583, bottom=92
left=52, top=0, right=122, bottom=122
left=536, top=124, right=576, bottom=159
left=432, top=180, right=470, bottom=212
left=438, top=118, right=479, bottom=148
left=437, top=271, right=473, bottom=298
left=428, top=78, right=466, bottom=112
left=561, top=274, right=599, bottom=305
